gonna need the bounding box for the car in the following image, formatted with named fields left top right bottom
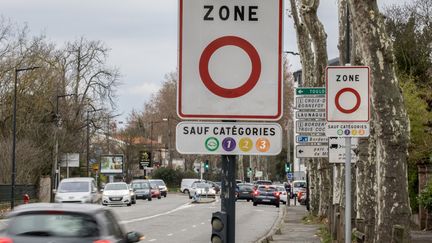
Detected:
left=252, top=185, right=280, bottom=208
left=188, top=182, right=216, bottom=199
left=149, top=179, right=168, bottom=197
left=292, top=180, right=307, bottom=198
left=207, top=180, right=221, bottom=194
left=128, top=184, right=137, bottom=204
left=150, top=185, right=161, bottom=199
left=236, top=183, right=255, bottom=202
left=255, top=180, right=273, bottom=186
left=0, top=203, right=144, bottom=243
left=131, top=180, right=152, bottom=201
left=275, top=185, right=288, bottom=204
left=102, top=182, right=132, bottom=206
left=180, top=178, right=201, bottom=194
left=54, top=177, right=101, bottom=204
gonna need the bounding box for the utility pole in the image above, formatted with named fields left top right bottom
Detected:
left=11, top=66, right=39, bottom=210
left=86, top=108, right=101, bottom=177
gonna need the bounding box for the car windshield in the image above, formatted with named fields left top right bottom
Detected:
left=152, top=180, right=165, bottom=186
left=294, top=181, right=306, bottom=188
left=132, top=182, right=149, bottom=189
left=58, top=182, right=89, bottom=193
left=239, top=185, right=254, bottom=191
left=194, top=183, right=211, bottom=188
left=256, top=181, right=272, bottom=185
left=105, top=183, right=128, bottom=190
left=7, top=212, right=99, bottom=237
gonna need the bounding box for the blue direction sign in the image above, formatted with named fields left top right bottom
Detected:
left=287, top=172, right=293, bottom=181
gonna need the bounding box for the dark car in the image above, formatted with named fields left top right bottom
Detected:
left=131, top=180, right=152, bottom=201
left=236, top=183, right=255, bottom=202
left=252, top=185, right=280, bottom=208
left=0, top=203, right=143, bottom=243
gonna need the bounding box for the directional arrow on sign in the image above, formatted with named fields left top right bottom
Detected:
left=298, top=149, right=304, bottom=154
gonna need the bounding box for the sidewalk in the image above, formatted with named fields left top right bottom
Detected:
left=255, top=200, right=321, bottom=243
left=270, top=204, right=321, bottom=243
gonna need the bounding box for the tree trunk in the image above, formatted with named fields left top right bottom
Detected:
left=348, top=1, right=412, bottom=242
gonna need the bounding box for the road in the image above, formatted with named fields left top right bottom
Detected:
left=111, top=193, right=281, bottom=243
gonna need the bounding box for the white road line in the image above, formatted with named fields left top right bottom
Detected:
left=167, top=233, right=173, bottom=236
left=148, top=239, right=157, bottom=242
left=121, top=203, right=193, bottom=224
left=192, top=225, right=196, bottom=228
left=201, top=222, right=205, bottom=225
left=181, top=228, right=187, bottom=232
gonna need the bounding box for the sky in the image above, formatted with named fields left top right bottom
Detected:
left=0, top=0, right=404, bottom=124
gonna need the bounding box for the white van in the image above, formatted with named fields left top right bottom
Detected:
left=55, top=177, right=100, bottom=204
left=180, top=178, right=202, bottom=194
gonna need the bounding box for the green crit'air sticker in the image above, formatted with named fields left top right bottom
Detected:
left=205, top=137, right=219, bottom=151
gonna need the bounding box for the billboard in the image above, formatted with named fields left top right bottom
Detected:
left=100, top=155, right=124, bottom=174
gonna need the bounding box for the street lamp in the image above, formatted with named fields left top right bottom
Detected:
left=162, top=117, right=173, bottom=169
left=51, top=93, right=76, bottom=202
left=86, top=108, right=102, bottom=177
left=11, top=66, right=40, bottom=209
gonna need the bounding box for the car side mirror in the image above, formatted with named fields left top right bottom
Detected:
left=126, top=231, right=144, bottom=243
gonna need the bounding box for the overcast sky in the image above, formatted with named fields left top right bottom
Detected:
left=0, top=0, right=403, bottom=124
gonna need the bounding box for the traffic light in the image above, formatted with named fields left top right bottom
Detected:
left=285, top=162, right=291, bottom=173
left=204, top=160, right=209, bottom=172
left=211, top=211, right=227, bottom=243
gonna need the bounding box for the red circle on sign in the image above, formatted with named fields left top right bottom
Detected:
left=199, top=36, right=261, bottom=98
left=335, top=88, right=361, bottom=114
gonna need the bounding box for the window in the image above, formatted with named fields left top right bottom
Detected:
left=105, top=183, right=128, bottom=190
left=7, top=212, right=99, bottom=237
left=58, top=182, right=89, bottom=193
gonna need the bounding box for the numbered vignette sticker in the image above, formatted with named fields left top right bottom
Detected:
left=175, top=122, right=282, bottom=155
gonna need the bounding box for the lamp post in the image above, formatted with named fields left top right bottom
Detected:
left=11, top=66, right=40, bottom=209
left=86, top=108, right=102, bottom=177
left=162, top=117, right=172, bottom=169
left=51, top=93, right=76, bottom=202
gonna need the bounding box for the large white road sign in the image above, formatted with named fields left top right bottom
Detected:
left=178, top=0, right=283, bottom=120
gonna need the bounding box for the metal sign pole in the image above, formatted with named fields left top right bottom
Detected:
left=345, top=137, right=351, bottom=243
left=221, top=154, right=236, bottom=243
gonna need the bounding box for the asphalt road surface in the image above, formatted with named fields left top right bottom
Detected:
left=110, top=193, right=280, bottom=243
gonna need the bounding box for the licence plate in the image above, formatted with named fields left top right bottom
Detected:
left=112, top=197, right=121, bottom=200
left=262, top=199, right=270, bottom=202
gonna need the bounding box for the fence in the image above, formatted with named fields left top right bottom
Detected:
left=0, top=185, right=37, bottom=203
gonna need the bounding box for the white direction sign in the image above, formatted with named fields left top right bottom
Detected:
left=296, top=145, right=328, bottom=158
left=176, top=122, right=282, bottom=155
left=326, top=66, right=370, bottom=122
left=328, top=137, right=359, bottom=163
left=296, top=121, right=326, bottom=134
left=295, top=97, right=326, bottom=110
left=178, top=0, right=283, bottom=120
left=295, top=111, right=326, bottom=120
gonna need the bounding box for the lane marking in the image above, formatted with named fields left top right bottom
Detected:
left=201, top=222, right=205, bottom=225
left=149, top=239, right=157, bottom=242
left=192, top=225, right=196, bottom=228
left=167, top=233, right=173, bottom=236
left=181, top=228, right=187, bottom=232
left=121, top=203, right=193, bottom=224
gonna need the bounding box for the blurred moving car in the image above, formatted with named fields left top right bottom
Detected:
left=0, top=203, right=144, bottom=243
left=127, top=184, right=137, bottom=204
left=149, top=179, right=168, bottom=197
left=275, top=185, right=288, bottom=204
left=252, top=185, right=280, bottom=208
left=236, top=183, right=255, bottom=202
left=131, top=180, right=152, bottom=201
left=188, top=182, right=216, bottom=199
left=207, top=181, right=220, bottom=194
left=102, top=182, right=132, bottom=207
left=54, top=177, right=100, bottom=204
left=255, top=180, right=273, bottom=187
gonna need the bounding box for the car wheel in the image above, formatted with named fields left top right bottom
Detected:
left=164, top=194, right=167, bottom=198
left=102, top=203, right=107, bottom=206
left=247, top=199, right=250, bottom=202
left=282, top=201, right=286, bottom=205
left=253, top=202, right=257, bottom=206
left=127, top=203, right=132, bottom=207
left=148, top=198, right=152, bottom=201
left=184, top=189, right=189, bottom=194
left=158, top=196, right=161, bottom=199
left=276, top=203, right=280, bottom=208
